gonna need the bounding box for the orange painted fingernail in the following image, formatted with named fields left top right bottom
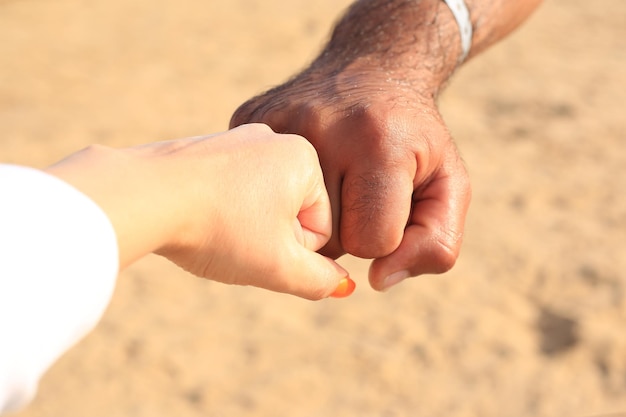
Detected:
left=330, top=277, right=356, bottom=298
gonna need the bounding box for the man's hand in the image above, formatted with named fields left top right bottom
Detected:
left=231, top=68, right=470, bottom=291
left=231, top=0, right=541, bottom=290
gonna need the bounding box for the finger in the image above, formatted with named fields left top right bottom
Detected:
left=297, top=114, right=346, bottom=259
left=368, top=148, right=471, bottom=291
left=317, top=163, right=345, bottom=259
left=286, top=136, right=345, bottom=258
left=296, top=175, right=333, bottom=252
left=340, top=162, right=415, bottom=259
left=280, top=246, right=353, bottom=300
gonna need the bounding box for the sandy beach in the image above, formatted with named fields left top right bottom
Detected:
left=2, top=0, right=625, bottom=416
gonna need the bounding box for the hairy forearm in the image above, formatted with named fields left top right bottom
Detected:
left=313, top=0, right=542, bottom=95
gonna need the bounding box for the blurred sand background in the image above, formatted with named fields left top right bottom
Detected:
left=1, top=0, right=625, bottom=416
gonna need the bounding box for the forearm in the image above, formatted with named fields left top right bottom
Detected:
left=313, top=0, right=542, bottom=96
left=45, top=145, right=181, bottom=270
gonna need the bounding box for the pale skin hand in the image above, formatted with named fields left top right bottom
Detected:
left=230, top=0, right=543, bottom=291
left=45, top=124, right=352, bottom=300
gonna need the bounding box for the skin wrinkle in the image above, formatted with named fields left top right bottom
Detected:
left=429, top=209, right=464, bottom=271
left=233, top=64, right=435, bottom=134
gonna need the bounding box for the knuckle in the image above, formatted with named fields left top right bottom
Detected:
left=230, top=94, right=278, bottom=128
left=349, top=110, right=394, bottom=150
left=301, top=141, right=321, bottom=166
left=288, top=132, right=315, bottom=151
left=345, top=113, right=417, bottom=174
left=230, top=101, right=253, bottom=128
left=248, top=122, right=274, bottom=134
left=281, top=135, right=318, bottom=168
left=429, top=230, right=462, bottom=273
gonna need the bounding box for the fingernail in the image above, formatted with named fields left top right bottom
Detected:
left=382, top=270, right=410, bottom=291
left=330, top=277, right=356, bottom=298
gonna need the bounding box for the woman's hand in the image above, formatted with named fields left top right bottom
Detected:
left=46, top=124, right=353, bottom=300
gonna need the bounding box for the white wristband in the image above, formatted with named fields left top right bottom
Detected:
left=442, top=0, right=473, bottom=62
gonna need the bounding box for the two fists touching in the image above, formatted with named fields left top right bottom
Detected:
left=48, top=108, right=469, bottom=300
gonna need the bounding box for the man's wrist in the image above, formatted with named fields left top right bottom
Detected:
left=310, top=0, right=466, bottom=97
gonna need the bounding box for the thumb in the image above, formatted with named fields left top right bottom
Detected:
left=283, top=246, right=355, bottom=300
left=368, top=145, right=471, bottom=291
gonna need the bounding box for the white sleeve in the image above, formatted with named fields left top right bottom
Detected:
left=0, top=164, right=119, bottom=414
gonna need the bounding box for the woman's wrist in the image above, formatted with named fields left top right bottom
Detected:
left=45, top=144, right=181, bottom=269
